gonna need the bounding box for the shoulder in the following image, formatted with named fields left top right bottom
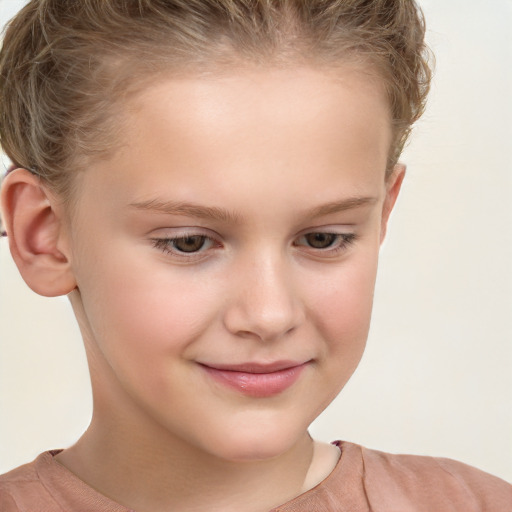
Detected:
left=348, top=442, right=512, bottom=511
left=0, top=453, right=60, bottom=511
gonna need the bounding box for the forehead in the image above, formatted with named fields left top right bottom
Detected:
left=125, top=66, right=388, bottom=161
left=126, top=64, right=390, bottom=139
left=77, top=65, right=392, bottom=219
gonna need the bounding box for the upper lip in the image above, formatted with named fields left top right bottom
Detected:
left=199, top=360, right=310, bottom=374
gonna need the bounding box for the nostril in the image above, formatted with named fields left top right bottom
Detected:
left=224, top=297, right=304, bottom=342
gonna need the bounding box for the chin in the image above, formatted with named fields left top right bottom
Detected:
left=202, top=419, right=310, bottom=463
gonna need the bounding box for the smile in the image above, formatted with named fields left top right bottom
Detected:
left=199, top=361, right=310, bottom=398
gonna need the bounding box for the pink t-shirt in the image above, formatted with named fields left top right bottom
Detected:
left=1, top=441, right=511, bottom=511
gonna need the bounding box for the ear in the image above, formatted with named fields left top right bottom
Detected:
left=0, top=168, right=76, bottom=296
left=380, top=163, right=406, bottom=243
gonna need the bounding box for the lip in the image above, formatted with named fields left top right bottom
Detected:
left=199, top=360, right=310, bottom=398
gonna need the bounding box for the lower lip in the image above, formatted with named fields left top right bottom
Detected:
left=200, top=363, right=308, bottom=398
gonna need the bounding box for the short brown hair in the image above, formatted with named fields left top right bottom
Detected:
left=0, top=0, right=432, bottom=196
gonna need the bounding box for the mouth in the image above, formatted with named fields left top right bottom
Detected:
left=198, top=360, right=311, bottom=398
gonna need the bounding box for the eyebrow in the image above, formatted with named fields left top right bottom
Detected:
left=307, top=196, right=379, bottom=218
left=129, top=199, right=243, bottom=223
left=129, top=196, right=378, bottom=223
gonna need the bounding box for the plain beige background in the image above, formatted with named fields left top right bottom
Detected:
left=1, top=0, right=511, bottom=481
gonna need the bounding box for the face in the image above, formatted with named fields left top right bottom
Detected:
left=65, top=65, right=398, bottom=462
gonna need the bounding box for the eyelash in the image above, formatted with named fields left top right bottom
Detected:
left=150, top=231, right=357, bottom=261
left=151, top=234, right=219, bottom=257
left=294, top=232, right=357, bottom=255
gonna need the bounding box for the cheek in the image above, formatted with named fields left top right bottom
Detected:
left=77, top=252, right=219, bottom=371
left=290, top=254, right=379, bottom=420
left=306, top=252, right=379, bottom=369
left=312, top=252, right=377, bottom=325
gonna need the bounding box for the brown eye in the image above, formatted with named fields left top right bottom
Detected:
left=304, top=233, right=337, bottom=249
left=173, top=236, right=207, bottom=252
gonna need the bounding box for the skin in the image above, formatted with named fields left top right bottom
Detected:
left=1, top=64, right=403, bottom=512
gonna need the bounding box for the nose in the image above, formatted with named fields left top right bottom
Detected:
left=223, top=251, right=305, bottom=342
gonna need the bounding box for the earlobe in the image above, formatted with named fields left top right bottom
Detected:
left=380, top=163, right=406, bottom=243
left=0, top=168, right=76, bottom=297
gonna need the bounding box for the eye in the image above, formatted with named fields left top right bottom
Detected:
left=294, top=232, right=357, bottom=254
left=151, top=234, right=217, bottom=256
left=171, top=235, right=207, bottom=253
left=303, top=232, right=338, bottom=249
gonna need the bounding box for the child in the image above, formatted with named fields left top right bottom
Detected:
left=0, top=0, right=511, bottom=511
